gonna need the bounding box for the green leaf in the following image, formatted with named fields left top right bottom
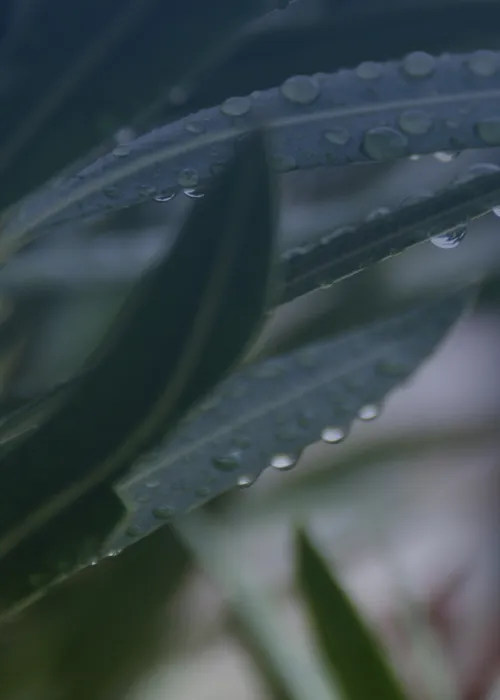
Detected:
left=4, top=49, right=500, bottom=267
left=103, top=288, right=472, bottom=555
left=0, top=0, right=287, bottom=214
left=0, top=131, right=278, bottom=615
left=295, top=529, right=410, bottom=700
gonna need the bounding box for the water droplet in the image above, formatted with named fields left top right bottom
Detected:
left=154, top=189, right=176, bottom=202
left=409, top=154, right=421, bottom=161
left=126, top=525, right=144, bottom=538
left=152, top=505, right=175, bottom=520
left=321, top=426, right=346, bottom=444
left=183, top=187, right=205, bottom=198
left=467, top=50, right=499, bottom=77
left=398, top=109, right=433, bottom=135
left=357, top=404, right=380, bottom=421
left=220, top=96, right=251, bottom=116
left=185, top=121, right=205, bottom=134
left=145, top=479, right=160, bottom=489
left=402, top=51, right=436, bottom=78
left=433, top=151, right=460, bottom=162
left=237, top=474, right=256, bottom=488
left=270, top=453, right=296, bottom=471
left=280, top=75, right=319, bottom=104
left=362, top=127, right=409, bottom=161
left=476, top=118, right=500, bottom=145
left=212, top=451, right=242, bottom=472
left=430, top=224, right=468, bottom=249
left=492, top=205, right=500, bottom=218
left=177, top=167, right=199, bottom=188
left=366, top=207, right=390, bottom=221
left=324, top=127, right=351, bottom=145
left=356, top=61, right=382, bottom=79
left=112, top=144, right=130, bottom=157
left=271, top=155, right=297, bottom=172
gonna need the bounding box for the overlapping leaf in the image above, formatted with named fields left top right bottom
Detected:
left=102, top=288, right=473, bottom=555
left=3, top=49, right=500, bottom=269
left=0, top=131, right=277, bottom=619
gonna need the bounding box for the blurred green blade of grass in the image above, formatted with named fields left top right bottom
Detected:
left=296, top=529, right=410, bottom=700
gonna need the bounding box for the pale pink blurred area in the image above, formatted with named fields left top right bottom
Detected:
left=130, top=307, right=500, bottom=700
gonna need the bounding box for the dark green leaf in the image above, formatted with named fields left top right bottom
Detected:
left=104, top=288, right=471, bottom=555
left=0, top=131, right=277, bottom=616
left=296, top=529, right=409, bottom=700
left=4, top=49, right=500, bottom=265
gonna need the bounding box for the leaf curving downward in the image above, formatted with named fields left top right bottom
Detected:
left=103, top=287, right=473, bottom=555
left=296, top=529, right=410, bottom=700
left=0, top=131, right=278, bottom=619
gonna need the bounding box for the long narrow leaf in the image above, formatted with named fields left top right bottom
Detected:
left=296, top=529, right=410, bottom=700
left=103, top=288, right=472, bottom=555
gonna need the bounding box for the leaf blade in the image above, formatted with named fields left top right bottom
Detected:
left=295, top=529, right=410, bottom=700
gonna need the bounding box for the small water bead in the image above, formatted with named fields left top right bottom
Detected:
left=112, top=143, right=130, bottom=157
left=212, top=450, right=242, bottom=472
left=177, top=167, right=199, bottom=188
left=430, top=224, right=468, bottom=249
left=362, top=127, right=409, bottom=161
left=467, top=50, right=499, bottom=77
left=183, top=187, right=205, bottom=198
left=195, top=486, right=211, bottom=499
left=476, top=118, right=500, bottom=145
left=492, top=205, right=500, bottom=218
left=185, top=120, right=205, bottom=134
left=433, top=151, right=460, bottom=162
left=220, top=96, right=252, bottom=117
left=145, top=479, right=160, bottom=489
left=356, top=61, right=382, bottom=79
left=152, top=505, right=175, bottom=520
left=366, top=207, right=390, bottom=221
left=398, top=109, right=433, bottom=135
left=402, top=51, right=436, bottom=78
left=409, top=154, right=421, bottom=161
left=324, top=127, right=351, bottom=145
left=280, top=75, right=319, bottom=105
left=237, top=474, right=256, bottom=488
left=270, top=453, right=296, bottom=471
left=357, top=404, right=380, bottom=421
left=321, top=426, right=346, bottom=444
left=154, top=189, right=177, bottom=202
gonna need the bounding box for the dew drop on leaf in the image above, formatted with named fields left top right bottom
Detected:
left=357, top=404, right=380, bottom=421
left=430, top=224, right=468, bottom=249
left=154, top=189, right=177, bottom=202
left=320, top=426, right=346, bottom=444
left=183, top=187, right=205, bottom=198
left=270, top=453, right=296, bottom=471
left=212, top=451, right=242, bottom=472
left=237, top=474, right=256, bottom=488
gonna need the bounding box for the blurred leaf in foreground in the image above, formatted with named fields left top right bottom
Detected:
left=296, top=529, right=410, bottom=700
